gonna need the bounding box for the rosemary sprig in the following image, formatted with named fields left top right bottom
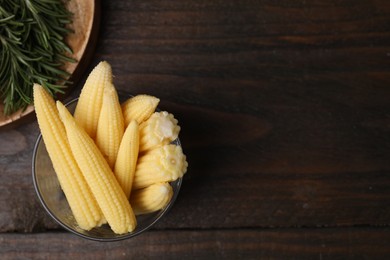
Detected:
left=0, top=0, right=74, bottom=115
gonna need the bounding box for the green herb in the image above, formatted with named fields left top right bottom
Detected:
left=0, top=0, right=74, bottom=115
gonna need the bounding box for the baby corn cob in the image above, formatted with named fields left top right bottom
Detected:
left=139, top=111, right=180, bottom=152
left=122, top=95, right=160, bottom=126
left=130, top=182, right=173, bottom=215
left=114, top=120, right=139, bottom=198
left=74, top=61, right=113, bottom=139
left=33, top=84, right=105, bottom=230
left=57, top=101, right=137, bottom=234
left=133, top=144, right=188, bottom=190
left=96, top=83, right=124, bottom=169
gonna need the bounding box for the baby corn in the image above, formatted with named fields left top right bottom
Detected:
left=133, top=144, right=188, bottom=190
left=130, top=182, right=173, bottom=215
left=96, top=83, right=124, bottom=169
left=139, top=111, right=180, bottom=152
left=114, top=120, right=139, bottom=198
left=122, top=94, right=160, bottom=126
left=57, top=101, right=137, bottom=234
left=33, top=84, right=105, bottom=230
left=74, top=61, right=112, bottom=139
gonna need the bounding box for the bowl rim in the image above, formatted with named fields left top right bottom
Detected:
left=31, top=97, right=183, bottom=242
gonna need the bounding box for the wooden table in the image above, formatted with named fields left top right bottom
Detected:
left=1, top=0, right=390, bottom=258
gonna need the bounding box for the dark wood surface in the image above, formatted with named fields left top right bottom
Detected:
left=1, top=0, right=390, bottom=258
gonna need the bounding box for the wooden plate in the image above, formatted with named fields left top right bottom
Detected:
left=0, top=0, right=100, bottom=127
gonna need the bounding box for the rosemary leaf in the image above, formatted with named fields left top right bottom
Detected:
left=0, top=0, right=74, bottom=115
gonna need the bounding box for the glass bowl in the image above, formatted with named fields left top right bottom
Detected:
left=32, top=97, right=182, bottom=241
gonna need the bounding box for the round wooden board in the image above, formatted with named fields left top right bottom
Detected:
left=0, top=0, right=100, bottom=127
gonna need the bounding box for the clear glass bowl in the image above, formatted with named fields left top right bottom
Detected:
left=32, top=97, right=182, bottom=241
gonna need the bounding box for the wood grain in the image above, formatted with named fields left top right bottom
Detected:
left=2, top=103, right=389, bottom=232
left=0, top=228, right=390, bottom=259
left=1, top=0, right=390, bottom=257
left=95, top=0, right=390, bottom=229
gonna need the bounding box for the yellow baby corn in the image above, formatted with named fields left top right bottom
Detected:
left=96, top=83, right=124, bottom=169
left=114, top=120, right=139, bottom=198
left=33, top=84, right=105, bottom=231
left=139, top=111, right=180, bottom=152
left=133, top=144, right=188, bottom=190
left=74, top=61, right=113, bottom=139
left=122, top=94, right=160, bottom=126
left=130, top=182, right=173, bottom=215
left=57, top=101, right=137, bottom=234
